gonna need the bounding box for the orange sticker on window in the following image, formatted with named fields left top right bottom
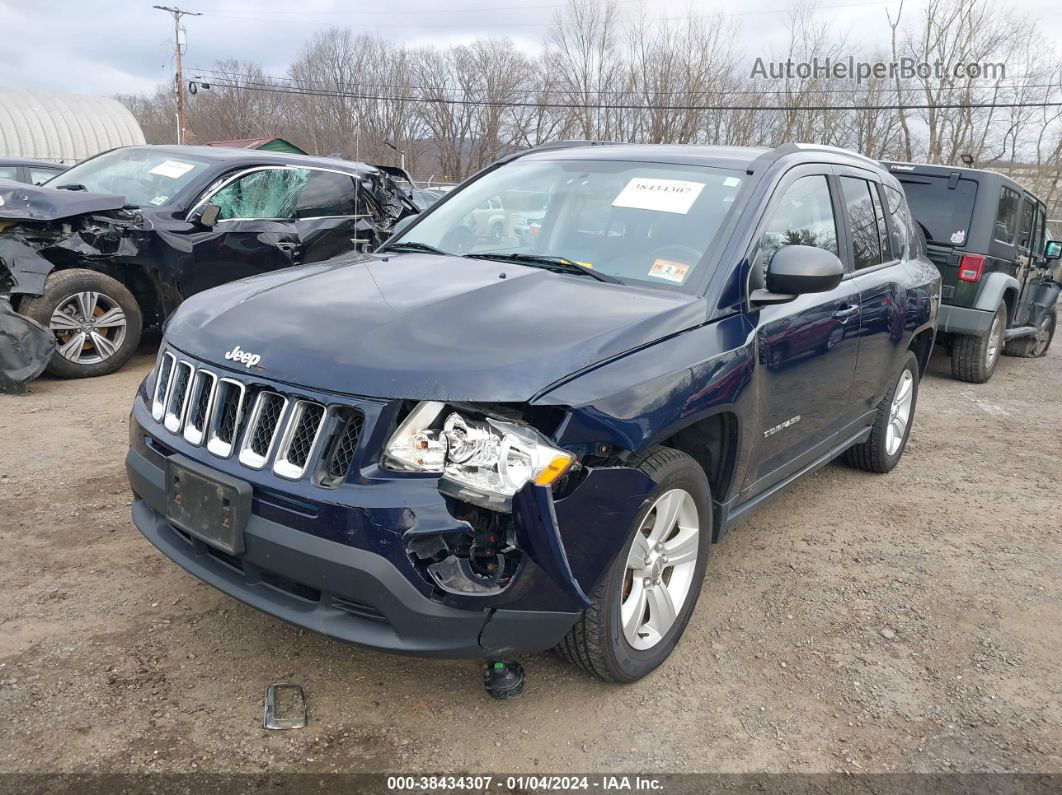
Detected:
left=648, top=258, right=690, bottom=283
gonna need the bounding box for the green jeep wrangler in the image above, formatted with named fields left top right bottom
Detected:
left=884, top=162, right=1060, bottom=383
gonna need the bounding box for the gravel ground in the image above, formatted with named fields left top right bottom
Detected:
left=0, top=341, right=1059, bottom=775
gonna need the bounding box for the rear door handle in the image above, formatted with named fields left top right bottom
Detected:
left=833, top=304, right=860, bottom=320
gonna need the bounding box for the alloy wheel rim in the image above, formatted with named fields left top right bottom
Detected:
left=885, top=368, right=914, bottom=457
left=621, top=488, right=700, bottom=651
left=985, top=316, right=1002, bottom=367
left=49, top=291, right=127, bottom=365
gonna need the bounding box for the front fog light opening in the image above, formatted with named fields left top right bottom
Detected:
left=406, top=502, right=521, bottom=596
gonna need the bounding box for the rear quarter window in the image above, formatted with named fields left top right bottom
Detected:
left=883, top=184, right=911, bottom=258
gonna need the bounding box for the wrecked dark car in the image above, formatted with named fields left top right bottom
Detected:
left=0, top=145, right=418, bottom=380
left=126, top=142, right=938, bottom=694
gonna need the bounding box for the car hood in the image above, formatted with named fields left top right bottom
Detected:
left=166, top=253, right=707, bottom=402
left=0, top=179, right=129, bottom=222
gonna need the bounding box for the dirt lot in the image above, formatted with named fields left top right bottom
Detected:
left=0, top=340, right=1059, bottom=776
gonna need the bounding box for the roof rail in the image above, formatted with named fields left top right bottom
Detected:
left=779, top=142, right=881, bottom=166
left=527, top=140, right=623, bottom=152
left=488, top=139, right=623, bottom=169
left=746, top=141, right=881, bottom=174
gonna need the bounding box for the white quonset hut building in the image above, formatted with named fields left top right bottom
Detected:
left=0, top=87, right=145, bottom=164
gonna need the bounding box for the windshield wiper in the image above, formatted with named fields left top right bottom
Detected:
left=383, top=241, right=448, bottom=255
left=54, top=184, right=87, bottom=191
left=465, top=252, right=623, bottom=284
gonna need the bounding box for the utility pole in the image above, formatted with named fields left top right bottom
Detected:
left=154, top=5, right=201, bottom=145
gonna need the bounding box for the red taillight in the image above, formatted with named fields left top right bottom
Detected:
left=958, top=254, right=985, bottom=282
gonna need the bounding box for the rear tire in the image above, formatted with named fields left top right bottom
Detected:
left=843, top=350, right=920, bottom=474
left=950, top=304, right=1005, bottom=383
left=1004, top=309, right=1055, bottom=358
left=19, top=268, right=142, bottom=379
left=556, top=446, right=711, bottom=682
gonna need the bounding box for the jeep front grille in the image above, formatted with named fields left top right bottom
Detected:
left=163, top=361, right=194, bottom=433
left=273, top=401, right=326, bottom=480
left=238, top=392, right=287, bottom=469
left=206, top=379, right=247, bottom=458
left=147, top=351, right=363, bottom=485
left=151, top=352, right=175, bottom=421
left=322, top=410, right=364, bottom=485
left=183, top=369, right=217, bottom=446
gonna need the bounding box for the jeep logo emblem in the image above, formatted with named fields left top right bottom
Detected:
left=224, top=345, right=262, bottom=369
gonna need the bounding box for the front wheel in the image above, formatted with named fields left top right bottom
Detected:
left=843, top=350, right=920, bottom=473
left=556, top=447, right=711, bottom=682
left=1004, top=309, right=1056, bottom=358
left=19, top=268, right=143, bottom=378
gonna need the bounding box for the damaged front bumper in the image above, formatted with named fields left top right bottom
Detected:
left=126, top=395, right=654, bottom=658
left=127, top=440, right=580, bottom=657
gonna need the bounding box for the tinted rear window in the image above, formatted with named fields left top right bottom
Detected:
left=897, top=174, right=978, bottom=246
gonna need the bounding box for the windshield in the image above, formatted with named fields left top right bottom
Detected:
left=897, top=174, right=978, bottom=246
left=389, top=159, right=746, bottom=290
left=44, top=148, right=214, bottom=207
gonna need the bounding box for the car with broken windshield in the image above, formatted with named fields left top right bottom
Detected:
left=0, top=145, right=417, bottom=381
left=127, top=142, right=938, bottom=693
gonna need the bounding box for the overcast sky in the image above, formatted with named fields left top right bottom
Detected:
left=3, top=0, right=1061, bottom=98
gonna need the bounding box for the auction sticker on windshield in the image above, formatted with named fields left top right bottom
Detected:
left=149, top=160, right=196, bottom=179
left=648, top=258, right=690, bottom=283
left=612, top=177, right=705, bottom=214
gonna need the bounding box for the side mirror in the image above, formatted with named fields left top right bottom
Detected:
left=753, top=245, right=845, bottom=304
left=1045, top=240, right=1062, bottom=261
left=199, top=203, right=221, bottom=228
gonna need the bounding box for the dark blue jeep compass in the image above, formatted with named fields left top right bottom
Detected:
left=127, top=142, right=939, bottom=687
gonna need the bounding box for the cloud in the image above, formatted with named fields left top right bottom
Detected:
left=3, top=0, right=1059, bottom=99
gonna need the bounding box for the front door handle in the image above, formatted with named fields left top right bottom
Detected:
left=833, top=304, right=860, bottom=321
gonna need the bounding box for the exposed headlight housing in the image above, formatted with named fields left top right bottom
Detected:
left=383, top=402, right=574, bottom=511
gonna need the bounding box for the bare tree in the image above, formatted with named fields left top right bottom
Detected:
left=116, top=0, right=1062, bottom=214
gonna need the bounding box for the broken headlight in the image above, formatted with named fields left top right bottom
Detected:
left=383, top=401, right=574, bottom=511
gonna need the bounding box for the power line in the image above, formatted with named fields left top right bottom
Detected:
left=199, top=74, right=1062, bottom=112
left=190, top=65, right=1062, bottom=100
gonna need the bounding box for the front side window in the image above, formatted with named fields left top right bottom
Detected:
left=883, top=184, right=910, bottom=258
left=995, top=186, right=1019, bottom=244
left=390, top=159, right=746, bottom=291
left=753, top=174, right=838, bottom=287
left=210, top=168, right=309, bottom=220
left=0, top=166, right=17, bottom=181
left=294, top=170, right=357, bottom=218
left=840, top=176, right=886, bottom=269
left=1032, top=204, right=1046, bottom=257
left=29, top=167, right=62, bottom=185
left=1018, top=198, right=1035, bottom=251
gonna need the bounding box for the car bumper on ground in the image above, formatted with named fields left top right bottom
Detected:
left=126, top=444, right=580, bottom=659
left=937, top=304, right=994, bottom=336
